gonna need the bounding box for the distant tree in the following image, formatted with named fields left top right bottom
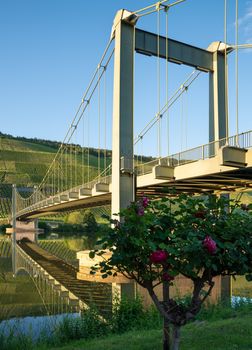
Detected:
left=82, top=210, right=98, bottom=249
left=0, top=224, right=11, bottom=235
left=38, top=221, right=51, bottom=237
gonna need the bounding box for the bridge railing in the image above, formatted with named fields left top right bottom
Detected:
left=135, top=130, right=252, bottom=176
left=15, top=130, right=252, bottom=216
left=16, top=168, right=112, bottom=217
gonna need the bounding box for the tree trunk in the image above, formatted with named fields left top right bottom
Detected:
left=163, top=281, right=170, bottom=350
left=172, top=325, right=181, bottom=350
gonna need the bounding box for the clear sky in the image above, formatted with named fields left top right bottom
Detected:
left=0, top=0, right=251, bottom=157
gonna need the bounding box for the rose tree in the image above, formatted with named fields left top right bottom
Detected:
left=90, top=194, right=252, bottom=350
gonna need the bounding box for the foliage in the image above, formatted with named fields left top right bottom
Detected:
left=90, top=193, right=252, bottom=349
left=53, top=223, right=84, bottom=236
left=51, top=308, right=109, bottom=345
left=38, top=221, right=51, bottom=237
left=82, top=210, right=98, bottom=249
left=111, top=295, right=161, bottom=334
left=34, top=313, right=252, bottom=350
left=0, top=224, right=11, bottom=234
left=0, top=331, right=33, bottom=350
left=2, top=300, right=252, bottom=350
left=197, top=296, right=252, bottom=322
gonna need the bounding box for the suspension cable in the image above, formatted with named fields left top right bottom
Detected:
left=133, top=24, right=136, bottom=173
left=232, top=43, right=252, bottom=49
left=104, top=65, right=107, bottom=177
left=34, top=45, right=114, bottom=198
left=98, top=65, right=101, bottom=180
left=157, top=2, right=161, bottom=158
left=134, top=0, right=186, bottom=18
left=165, top=6, right=169, bottom=156
left=134, top=70, right=201, bottom=146
left=180, top=89, right=184, bottom=152
left=185, top=86, right=188, bottom=149
left=18, top=0, right=187, bottom=203
left=87, top=101, right=90, bottom=184
left=82, top=102, right=85, bottom=185
left=224, top=0, right=229, bottom=142
left=75, top=128, right=78, bottom=187
left=235, top=0, right=239, bottom=145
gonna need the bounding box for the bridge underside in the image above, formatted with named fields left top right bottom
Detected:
left=137, top=167, right=252, bottom=197
left=16, top=147, right=252, bottom=220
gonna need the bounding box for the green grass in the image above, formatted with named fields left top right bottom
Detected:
left=34, top=315, right=252, bottom=350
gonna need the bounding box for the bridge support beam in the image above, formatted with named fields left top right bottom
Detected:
left=208, top=43, right=228, bottom=144
left=111, top=10, right=136, bottom=218
left=134, top=29, right=232, bottom=147
left=111, top=10, right=138, bottom=300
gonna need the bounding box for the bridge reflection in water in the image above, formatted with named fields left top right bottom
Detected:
left=8, top=2, right=252, bottom=317
left=16, top=240, right=112, bottom=318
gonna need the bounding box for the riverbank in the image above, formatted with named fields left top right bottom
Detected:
left=1, top=298, right=252, bottom=350
left=35, top=314, right=252, bottom=350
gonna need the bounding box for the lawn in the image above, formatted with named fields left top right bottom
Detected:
left=36, top=315, right=252, bottom=350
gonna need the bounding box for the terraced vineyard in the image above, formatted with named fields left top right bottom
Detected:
left=0, top=239, right=11, bottom=257
left=0, top=184, right=12, bottom=219
left=0, top=135, right=111, bottom=187
left=0, top=134, right=113, bottom=221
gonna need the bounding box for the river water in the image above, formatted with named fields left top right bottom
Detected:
left=0, top=313, right=79, bottom=341
left=1, top=253, right=252, bottom=339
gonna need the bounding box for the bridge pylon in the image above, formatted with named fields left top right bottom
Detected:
left=111, top=9, right=138, bottom=218
left=111, top=9, right=138, bottom=299
left=10, top=184, right=39, bottom=275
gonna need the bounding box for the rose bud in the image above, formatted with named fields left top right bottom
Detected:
left=203, top=235, right=217, bottom=254
left=162, top=272, right=175, bottom=282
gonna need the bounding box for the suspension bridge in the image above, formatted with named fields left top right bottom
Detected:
left=6, top=1, right=252, bottom=314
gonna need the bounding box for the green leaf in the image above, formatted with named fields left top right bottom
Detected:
left=245, top=274, right=252, bottom=282
left=89, top=251, right=95, bottom=259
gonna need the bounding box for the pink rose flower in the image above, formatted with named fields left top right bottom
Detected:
left=162, top=272, right=174, bottom=282
left=150, top=250, right=168, bottom=264
left=203, top=235, right=217, bottom=254
left=137, top=207, right=144, bottom=216
left=142, top=197, right=149, bottom=208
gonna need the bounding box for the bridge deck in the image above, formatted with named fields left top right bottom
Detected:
left=15, top=139, right=252, bottom=220
left=18, top=241, right=112, bottom=316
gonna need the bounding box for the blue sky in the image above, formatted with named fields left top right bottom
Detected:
left=0, top=0, right=251, bottom=157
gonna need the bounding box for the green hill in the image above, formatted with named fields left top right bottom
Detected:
left=0, top=133, right=112, bottom=187
left=0, top=132, right=114, bottom=219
